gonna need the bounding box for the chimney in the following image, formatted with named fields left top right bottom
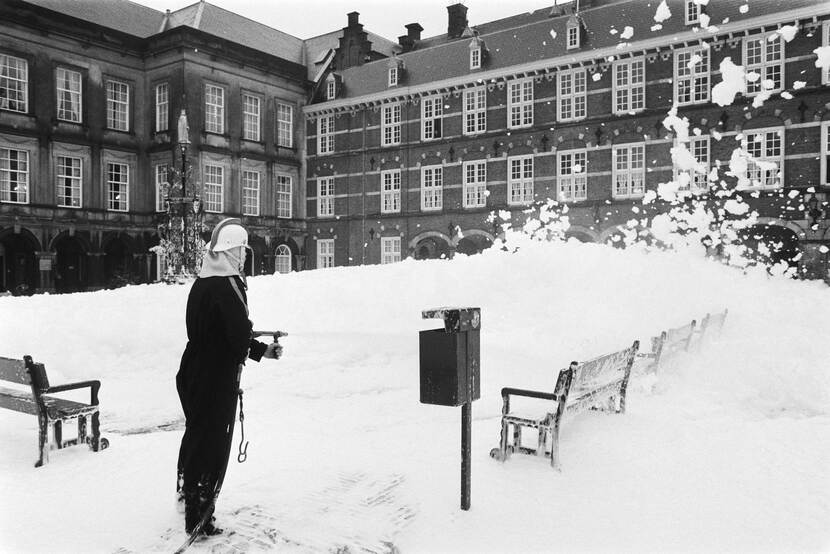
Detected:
left=447, top=3, right=468, bottom=39
left=406, top=23, right=423, bottom=41
left=398, top=35, right=413, bottom=51
left=347, top=11, right=360, bottom=28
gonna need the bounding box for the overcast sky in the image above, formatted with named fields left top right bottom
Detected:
left=131, top=0, right=556, bottom=40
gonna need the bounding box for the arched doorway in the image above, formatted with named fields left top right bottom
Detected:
left=455, top=234, right=493, bottom=256
left=737, top=224, right=800, bottom=269
left=53, top=234, right=88, bottom=293
left=275, top=244, right=292, bottom=274
left=102, top=236, right=133, bottom=288
left=414, top=236, right=451, bottom=260
left=0, top=229, right=39, bottom=295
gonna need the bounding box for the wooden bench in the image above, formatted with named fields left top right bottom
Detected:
left=490, top=341, right=639, bottom=470
left=695, top=309, right=728, bottom=348
left=0, top=355, right=109, bottom=467
left=639, top=319, right=696, bottom=373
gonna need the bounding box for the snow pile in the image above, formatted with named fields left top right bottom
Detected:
left=653, top=0, right=671, bottom=23
left=712, top=57, right=747, bottom=107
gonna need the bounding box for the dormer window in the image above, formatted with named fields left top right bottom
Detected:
left=685, top=0, right=701, bottom=25
left=387, top=55, right=404, bottom=87
left=566, top=16, right=581, bottom=50
left=326, top=79, right=336, bottom=100
left=388, top=66, right=398, bottom=87
left=469, top=34, right=485, bottom=70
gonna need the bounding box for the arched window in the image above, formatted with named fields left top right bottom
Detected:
left=275, top=244, right=292, bottom=274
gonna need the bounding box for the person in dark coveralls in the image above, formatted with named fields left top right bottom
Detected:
left=176, top=218, right=282, bottom=535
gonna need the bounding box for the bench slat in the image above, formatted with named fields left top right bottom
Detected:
left=0, top=357, right=30, bottom=385
left=42, top=396, right=98, bottom=419
left=0, top=386, right=39, bottom=415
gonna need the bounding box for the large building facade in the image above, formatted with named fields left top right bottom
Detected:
left=303, top=0, right=830, bottom=279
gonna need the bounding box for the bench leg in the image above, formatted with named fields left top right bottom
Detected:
left=536, top=426, right=547, bottom=457
left=54, top=420, right=63, bottom=449
left=78, top=416, right=87, bottom=445
left=513, top=424, right=522, bottom=453
left=550, top=414, right=562, bottom=471
left=35, top=415, right=48, bottom=468
left=90, top=410, right=101, bottom=452
left=498, top=419, right=510, bottom=461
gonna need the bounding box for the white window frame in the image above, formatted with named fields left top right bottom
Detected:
left=743, top=32, right=784, bottom=96
left=242, top=169, right=260, bottom=216
left=0, top=54, right=28, bottom=113
left=326, top=79, right=336, bottom=100
left=742, top=127, right=784, bottom=190
left=242, top=94, right=261, bottom=142
left=557, top=149, right=587, bottom=203
left=56, top=67, right=82, bottom=123
left=277, top=102, right=293, bottom=148
left=470, top=47, right=481, bottom=70
left=154, top=163, right=168, bottom=212
left=685, top=0, right=700, bottom=25
left=674, top=46, right=710, bottom=106
left=381, top=169, right=401, bottom=213
left=567, top=23, right=580, bottom=50
left=463, top=87, right=486, bottom=135
left=673, top=135, right=710, bottom=193
left=318, top=115, right=334, bottom=155
left=381, top=236, right=401, bottom=264
left=507, top=155, right=534, bottom=205
left=203, top=163, right=224, bottom=213
left=823, top=22, right=830, bottom=85
left=382, top=104, right=401, bottom=146
left=612, top=143, right=646, bottom=199
left=106, top=79, right=130, bottom=132
left=821, top=121, right=830, bottom=185
left=106, top=161, right=129, bottom=212
left=463, top=160, right=487, bottom=208
left=204, top=83, right=225, bottom=134
left=276, top=174, right=292, bottom=218
left=421, top=165, right=443, bottom=211
left=155, top=83, right=168, bottom=132
left=613, top=57, right=645, bottom=114
left=0, top=147, right=29, bottom=204
left=388, top=66, right=398, bottom=87
left=275, top=244, right=292, bottom=274
left=317, top=177, right=335, bottom=218
left=317, top=238, right=334, bottom=268
left=558, top=68, right=586, bottom=122
left=421, top=96, right=443, bottom=141
left=57, top=155, right=82, bottom=208
left=508, top=78, right=534, bottom=129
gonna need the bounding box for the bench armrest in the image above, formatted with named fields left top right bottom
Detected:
left=46, top=380, right=101, bottom=405
left=501, top=387, right=559, bottom=401
left=636, top=352, right=656, bottom=359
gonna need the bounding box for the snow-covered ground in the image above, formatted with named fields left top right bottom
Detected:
left=1, top=239, right=829, bottom=553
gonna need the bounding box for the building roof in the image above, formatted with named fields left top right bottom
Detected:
left=330, top=0, right=829, bottom=102
left=24, top=0, right=165, bottom=37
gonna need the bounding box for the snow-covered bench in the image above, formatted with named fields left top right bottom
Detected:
left=640, top=309, right=728, bottom=372
left=0, top=355, right=108, bottom=467
left=490, top=341, right=639, bottom=470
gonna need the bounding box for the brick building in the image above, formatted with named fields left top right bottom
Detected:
left=0, top=0, right=394, bottom=293
left=303, top=0, right=830, bottom=279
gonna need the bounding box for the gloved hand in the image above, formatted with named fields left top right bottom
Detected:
left=263, top=343, right=283, bottom=360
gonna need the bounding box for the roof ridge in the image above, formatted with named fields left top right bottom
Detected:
left=193, top=0, right=205, bottom=29
left=195, top=0, right=304, bottom=44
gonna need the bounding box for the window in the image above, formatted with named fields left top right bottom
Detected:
left=382, top=104, right=401, bottom=146
left=276, top=174, right=292, bottom=218
left=685, top=0, right=700, bottom=25
left=557, top=149, right=587, bottom=202
left=381, top=170, right=401, bottom=213
left=612, top=144, right=645, bottom=199
left=106, top=162, right=129, bottom=212
left=558, top=68, right=586, bottom=121
left=613, top=58, right=645, bottom=114
left=744, top=32, right=783, bottom=95
left=242, top=94, right=261, bottom=142
left=675, top=136, right=710, bottom=192
left=422, top=96, right=443, bottom=141
left=421, top=166, right=443, bottom=211
left=204, top=84, right=224, bottom=134
left=508, top=79, right=533, bottom=129
left=326, top=79, right=336, bottom=100
left=317, top=177, right=334, bottom=217
left=743, top=127, right=783, bottom=189
left=154, top=163, right=168, bottom=212
left=822, top=122, right=830, bottom=185
left=242, top=170, right=260, bottom=216
left=463, top=160, right=487, bottom=208
left=277, top=103, right=293, bottom=148
left=567, top=22, right=580, bottom=49
left=463, top=87, right=486, bottom=135
left=106, top=80, right=129, bottom=131
left=275, top=244, right=292, bottom=274
left=203, top=164, right=224, bottom=213
left=508, top=155, right=534, bottom=205
left=381, top=236, right=401, bottom=264
left=674, top=46, right=709, bottom=106
left=318, top=115, right=334, bottom=154
left=155, top=83, right=168, bottom=132
left=56, top=67, right=82, bottom=123
left=57, top=156, right=82, bottom=208
left=388, top=67, right=398, bottom=87
left=823, top=22, right=830, bottom=85
left=0, top=148, right=29, bottom=204
left=470, top=47, right=481, bottom=69
left=317, top=239, right=334, bottom=268
left=0, top=54, right=28, bottom=113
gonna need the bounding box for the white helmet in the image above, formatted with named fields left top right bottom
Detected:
left=209, top=218, right=248, bottom=253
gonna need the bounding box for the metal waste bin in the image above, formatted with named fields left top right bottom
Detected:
left=419, top=307, right=480, bottom=406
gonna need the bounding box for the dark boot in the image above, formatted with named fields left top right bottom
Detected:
left=184, top=491, right=201, bottom=534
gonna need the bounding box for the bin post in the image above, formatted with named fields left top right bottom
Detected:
left=419, top=307, right=481, bottom=511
